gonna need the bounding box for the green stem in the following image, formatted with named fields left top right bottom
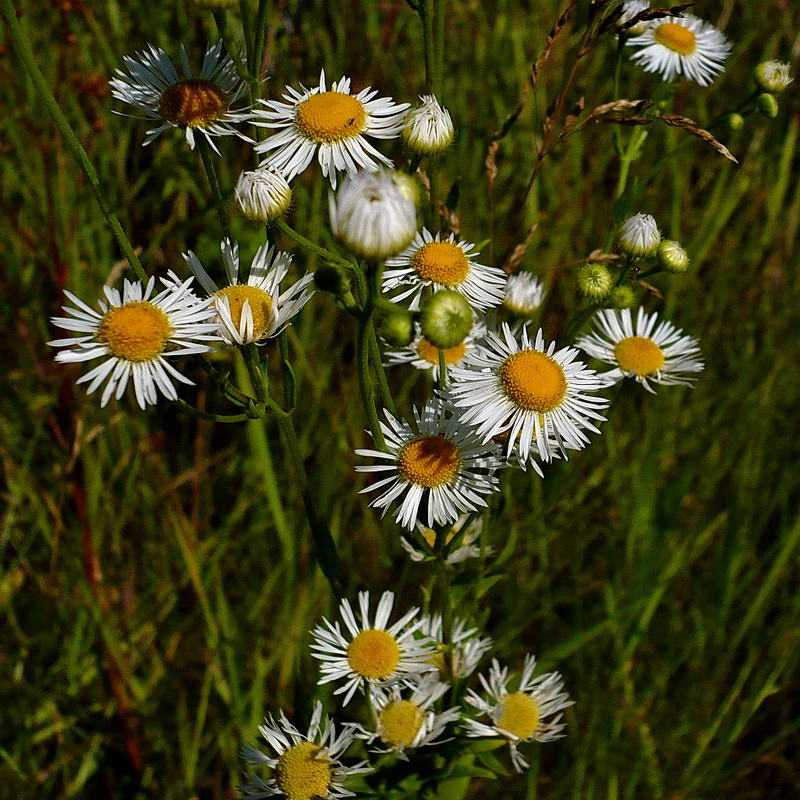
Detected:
left=242, top=344, right=268, bottom=403
left=437, top=348, right=447, bottom=391
left=563, top=303, right=601, bottom=342
left=612, top=36, right=626, bottom=157
left=273, top=217, right=354, bottom=272
left=238, top=0, right=255, bottom=66
left=356, top=263, right=387, bottom=451
left=278, top=331, right=296, bottom=411
left=368, top=325, right=396, bottom=416
left=252, top=0, right=271, bottom=93
left=198, top=138, right=233, bottom=243
left=435, top=0, right=445, bottom=99
left=213, top=10, right=257, bottom=95
left=434, top=532, right=454, bottom=680
left=174, top=398, right=251, bottom=423
left=0, top=0, right=146, bottom=283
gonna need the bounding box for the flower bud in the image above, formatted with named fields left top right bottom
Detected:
left=756, top=92, right=779, bottom=119
left=402, top=95, right=455, bottom=156
left=235, top=166, right=292, bottom=223
left=725, top=112, right=744, bottom=131
left=754, top=60, right=793, bottom=94
left=419, top=290, right=473, bottom=349
left=608, top=285, right=636, bottom=309
left=313, top=264, right=348, bottom=294
left=577, top=263, right=613, bottom=300
left=619, top=213, right=661, bottom=257
left=657, top=240, right=690, bottom=274
left=379, top=310, right=415, bottom=348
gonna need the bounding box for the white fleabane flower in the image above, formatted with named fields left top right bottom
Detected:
left=49, top=277, right=218, bottom=409
left=328, top=169, right=417, bottom=260
left=309, top=591, right=437, bottom=706
left=626, top=13, right=732, bottom=87
left=352, top=674, right=460, bottom=756
left=402, top=94, right=454, bottom=155
left=401, top=515, right=491, bottom=566
left=109, top=41, right=252, bottom=152
left=240, top=701, right=370, bottom=800
left=252, top=70, right=409, bottom=188
left=183, top=238, right=314, bottom=345
left=465, top=655, right=574, bottom=772
left=617, top=1, right=650, bottom=36
left=355, top=398, right=503, bottom=530
left=577, top=308, right=704, bottom=393
left=448, top=323, right=608, bottom=465
left=503, top=273, right=544, bottom=317
left=755, top=60, right=793, bottom=93
left=419, top=615, right=493, bottom=680
left=619, top=212, right=660, bottom=256
left=235, top=166, right=292, bottom=222
left=383, top=228, right=507, bottom=312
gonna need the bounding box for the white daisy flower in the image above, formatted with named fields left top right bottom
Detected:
left=355, top=398, right=503, bottom=530
left=310, top=590, right=437, bottom=706
left=448, top=323, right=608, bottom=465
left=352, top=673, right=460, bottom=756
left=576, top=308, right=704, bottom=393
left=619, top=212, right=660, bottom=257
left=401, top=515, right=491, bottom=566
left=503, top=273, right=545, bottom=317
left=182, top=238, right=314, bottom=346
left=235, top=166, right=293, bottom=223
left=49, top=277, right=218, bottom=409
left=617, top=1, right=650, bottom=36
left=252, top=69, right=409, bottom=188
left=383, top=228, right=507, bottom=312
left=240, top=701, right=370, bottom=800
left=109, top=41, right=252, bottom=152
left=418, top=614, right=493, bottom=680
left=385, top=320, right=485, bottom=381
left=465, top=655, right=574, bottom=772
left=626, top=13, right=732, bottom=87
left=402, top=94, right=454, bottom=155
left=328, top=169, right=417, bottom=260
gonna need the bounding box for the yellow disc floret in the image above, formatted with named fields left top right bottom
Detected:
left=275, top=741, right=332, bottom=800
left=499, top=350, right=567, bottom=412
left=296, top=92, right=367, bottom=143
left=98, top=301, right=171, bottom=362
left=654, top=23, right=697, bottom=55
left=416, top=338, right=467, bottom=366
left=497, top=692, right=540, bottom=740
left=614, top=336, right=665, bottom=376
left=398, top=436, right=461, bottom=488
left=347, top=629, right=401, bottom=679
left=379, top=700, right=425, bottom=749
left=158, top=79, right=227, bottom=127
left=215, top=285, right=273, bottom=339
left=411, top=242, right=470, bottom=286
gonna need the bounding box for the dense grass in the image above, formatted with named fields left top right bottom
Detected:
left=1, top=1, right=799, bottom=798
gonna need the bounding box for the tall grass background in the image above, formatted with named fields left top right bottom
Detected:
left=1, top=0, right=799, bottom=797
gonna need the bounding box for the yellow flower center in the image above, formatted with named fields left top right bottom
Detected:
left=411, top=242, right=470, bottom=286
left=654, top=23, right=697, bottom=55
left=398, top=436, right=461, bottom=488
left=614, top=336, right=665, bottom=376
left=158, top=79, right=228, bottom=127
left=379, top=700, right=424, bottom=749
left=275, top=741, right=332, bottom=800
left=296, top=91, right=367, bottom=142
left=98, top=301, right=171, bottom=362
left=416, top=338, right=467, bottom=366
left=499, top=350, right=567, bottom=412
left=215, top=285, right=273, bottom=339
left=497, top=692, right=540, bottom=740
left=347, top=629, right=401, bottom=679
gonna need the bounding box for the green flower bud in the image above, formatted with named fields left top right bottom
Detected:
left=314, top=264, right=348, bottom=294
left=725, top=112, right=744, bottom=131
left=657, top=240, right=690, bottom=274
left=608, top=285, right=636, bottom=309
left=379, top=310, right=415, bottom=348
left=757, top=92, right=779, bottom=119
left=419, top=290, right=473, bottom=348
left=577, top=263, right=613, bottom=300
left=754, top=60, right=793, bottom=94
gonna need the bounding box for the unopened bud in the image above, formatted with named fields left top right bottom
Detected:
left=725, top=112, right=744, bottom=131
left=419, top=290, right=473, bottom=348
left=754, top=60, right=793, bottom=94
left=235, top=167, right=292, bottom=223
left=402, top=95, right=455, bottom=156
left=657, top=240, right=690, bottom=274
left=577, top=263, right=613, bottom=300
left=619, top=213, right=661, bottom=257
left=608, top=285, right=636, bottom=309
left=380, top=310, right=415, bottom=348
left=313, top=264, right=348, bottom=294
left=756, top=92, right=779, bottom=119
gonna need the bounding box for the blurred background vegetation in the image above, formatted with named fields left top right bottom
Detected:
left=1, top=0, right=799, bottom=798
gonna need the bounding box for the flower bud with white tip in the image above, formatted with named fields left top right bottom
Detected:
left=619, top=213, right=661, bottom=257
left=402, top=95, right=455, bottom=156
left=577, top=263, right=613, bottom=301
left=608, top=285, right=636, bottom=309
left=755, top=60, right=793, bottom=94
left=420, top=290, right=473, bottom=349
left=658, top=240, right=690, bottom=274
left=234, top=166, right=292, bottom=223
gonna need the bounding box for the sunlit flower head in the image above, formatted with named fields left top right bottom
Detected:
left=109, top=41, right=252, bottom=152
left=755, top=60, right=793, bottom=94
left=252, top=70, right=409, bottom=188
left=401, top=515, right=491, bottom=566
left=355, top=398, right=503, bottom=530
left=240, top=701, right=370, bottom=800
left=577, top=308, right=704, bottom=393
left=352, top=673, right=460, bottom=756
left=402, top=94, right=454, bottom=155
left=419, top=615, right=493, bottom=680
left=503, top=273, right=544, bottom=317
left=182, top=238, right=314, bottom=346
left=328, top=169, right=417, bottom=260
left=626, top=13, right=731, bottom=86
left=465, top=655, right=573, bottom=771
left=448, top=323, right=608, bottom=465
left=49, top=277, right=218, bottom=409
left=619, top=212, right=660, bottom=257
left=235, top=166, right=293, bottom=223
left=310, top=591, right=437, bottom=705
left=383, top=228, right=507, bottom=312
